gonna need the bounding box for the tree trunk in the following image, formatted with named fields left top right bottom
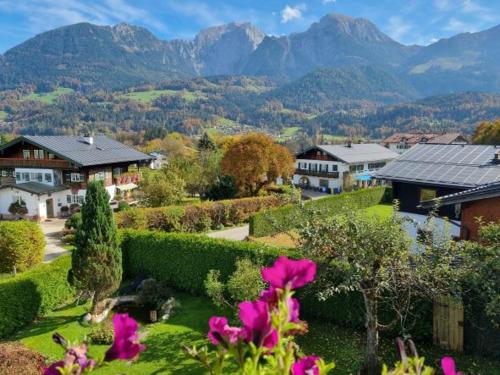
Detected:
left=362, top=290, right=380, bottom=375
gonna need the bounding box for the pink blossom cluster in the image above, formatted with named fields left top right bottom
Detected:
left=44, top=313, right=145, bottom=375
left=207, top=256, right=325, bottom=374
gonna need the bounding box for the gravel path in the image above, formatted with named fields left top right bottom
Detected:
left=40, top=219, right=69, bottom=262
left=207, top=224, right=250, bottom=241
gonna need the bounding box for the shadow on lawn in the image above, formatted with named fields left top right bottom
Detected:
left=13, top=315, right=80, bottom=340
left=139, top=330, right=207, bottom=375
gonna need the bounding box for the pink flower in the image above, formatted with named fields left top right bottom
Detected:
left=292, top=356, right=320, bottom=375
left=262, top=256, right=316, bottom=290
left=288, top=297, right=300, bottom=323
left=208, top=316, right=243, bottom=346
left=441, top=357, right=463, bottom=375
left=105, top=314, right=145, bottom=361
left=44, top=344, right=95, bottom=375
left=238, top=300, right=278, bottom=349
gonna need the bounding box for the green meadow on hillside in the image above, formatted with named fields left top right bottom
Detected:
left=24, top=87, right=74, bottom=104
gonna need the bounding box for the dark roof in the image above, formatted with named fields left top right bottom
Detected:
left=0, top=182, right=70, bottom=195
left=297, top=144, right=398, bottom=164
left=0, top=135, right=152, bottom=167
left=420, top=181, right=500, bottom=208
left=375, top=144, right=500, bottom=188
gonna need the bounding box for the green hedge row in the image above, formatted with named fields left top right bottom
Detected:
left=120, top=229, right=431, bottom=339
left=116, top=195, right=291, bottom=233
left=0, top=256, right=74, bottom=339
left=249, top=187, right=391, bottom=237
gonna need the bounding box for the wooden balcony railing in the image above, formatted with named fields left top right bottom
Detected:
left=295, top=169, right=339, bottom=179
left=0, top=158, right=74, bottom=169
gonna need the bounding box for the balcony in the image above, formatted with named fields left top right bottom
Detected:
left=113, top=172, right=141, bottom=185
left=0, top=158, right=73, bottom=169
left=295, top=169, right=339, bottom=179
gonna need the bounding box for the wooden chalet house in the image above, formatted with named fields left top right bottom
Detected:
left=293, top=143, right=398, bottom=193
left=0, top=135, right=152, bottom=220
left=381, top=132, right=468, bottom=154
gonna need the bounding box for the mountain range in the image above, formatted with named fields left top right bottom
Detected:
left=1, top=13, right=500, bottom=97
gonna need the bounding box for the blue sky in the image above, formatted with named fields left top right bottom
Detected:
left=0, top=0, right=499, bottom=52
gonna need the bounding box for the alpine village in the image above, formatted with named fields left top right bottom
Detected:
left=0, top=3, right=499, bottom=375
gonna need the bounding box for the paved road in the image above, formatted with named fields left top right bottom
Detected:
left=207, top=224, right=250, bottom=241
left=40, top=219, right=69, bottom=262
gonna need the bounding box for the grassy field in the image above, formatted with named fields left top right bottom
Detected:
left=120, top=89, right=207, bottom=104
left=24, top=88, right=74, bottom=104
left=13, top=293, right=499, bottom=374
left=0, top=110, right=7, bottom=120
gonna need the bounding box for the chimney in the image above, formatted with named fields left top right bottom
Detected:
left=346, top=140, right=352, bottom=148
left=82, top=133, right=94, bottom=145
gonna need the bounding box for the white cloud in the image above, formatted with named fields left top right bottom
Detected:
left=385, top=16, right=412, bottom=41
left=0, top=0, right=167, bottom=35
left=280, top=4, right=306, bottom=23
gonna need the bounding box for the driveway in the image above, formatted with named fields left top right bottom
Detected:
left=207, top=224, right=249, bottom=241
left=39, top=218, right=69, bottom=262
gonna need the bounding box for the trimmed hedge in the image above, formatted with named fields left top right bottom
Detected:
left=0, top=256, right=74, bottom=339
left=0, top=221, right=46, bottom=273
left=249, top=187, right=391, bottom=237
left=116, top=195, right=291, bottom=233
left=120, top=229, right=431, bottom=339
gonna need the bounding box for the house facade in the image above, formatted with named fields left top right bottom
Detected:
left=375, top=144, right=500, bottom=220
left=420, top=181, right=500, bottom=241
left=0, top=135, right=152, bottom=220
left=293, top=143, right=398, bottom=193
left=381, top=132, right=468, bottom=154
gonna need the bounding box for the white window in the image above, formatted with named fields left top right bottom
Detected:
left=22, top=172, right=30, bottom=181
left=95, top=171, right=106, bottom=181
left=71, top=173, right=84, bottom=182
left=36, top=173, right=43, bottom=182
left=34, top=150, right=45, bottom=159
left=67, top=195, right=84, bottom=204
left=45, top=173, right=52, bottom=183
left=23, top=150, right=30, bottom=159
left=15, top=172, right=21, bottom=181
left=48, top=153, right=55, bottom=159
left=1, top=170, right=6, bottom=177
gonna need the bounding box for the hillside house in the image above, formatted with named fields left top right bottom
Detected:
left=293, top=143, right=398, bottom=193
left=381, top=132, right=468, bottom=154
left=420, top=181, right=500, bottom=241
left=0, top=135, right=152, bottom=220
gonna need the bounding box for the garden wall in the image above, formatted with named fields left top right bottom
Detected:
left=0, top=256, right=74, bottom=339
left=116, top=195, right=291, bottom=233
left=120, top=229, right=432, bottom=339
left=249, top=187, right=392, bottom=237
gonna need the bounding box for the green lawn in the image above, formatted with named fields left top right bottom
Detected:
left=24, top=88, right=74, bottom=104
left=362, top=204, right=393, bottom=218
left=0, top=110, right=7, bottom=120
left=12, top=293, right=500, bottom=374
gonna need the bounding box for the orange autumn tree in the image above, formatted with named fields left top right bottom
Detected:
left=221, top=133, right=294, bottom=196
left=473, top=119, right=500, bottom=145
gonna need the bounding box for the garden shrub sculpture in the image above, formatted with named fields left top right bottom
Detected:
left=0, top=220, right=45, bottom=273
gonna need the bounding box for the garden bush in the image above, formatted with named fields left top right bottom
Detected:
left=0, top=255, right=74, bottom=338
left=120, top=229, right=431, bottom=339
left=116, top=194, right=290, bottom=233
left=249, top=186, right=391, bottom=237
left=0, top=221, right=46, bottom=273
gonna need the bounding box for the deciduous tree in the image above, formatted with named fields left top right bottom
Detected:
left=472, top=119, right=500, bottom=144
left=221, top=133, right=294, bottom=196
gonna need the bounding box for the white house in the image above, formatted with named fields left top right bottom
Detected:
left=293, top=143, right=398, bottom=193
left=0, top=135, right=152, bottom=220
